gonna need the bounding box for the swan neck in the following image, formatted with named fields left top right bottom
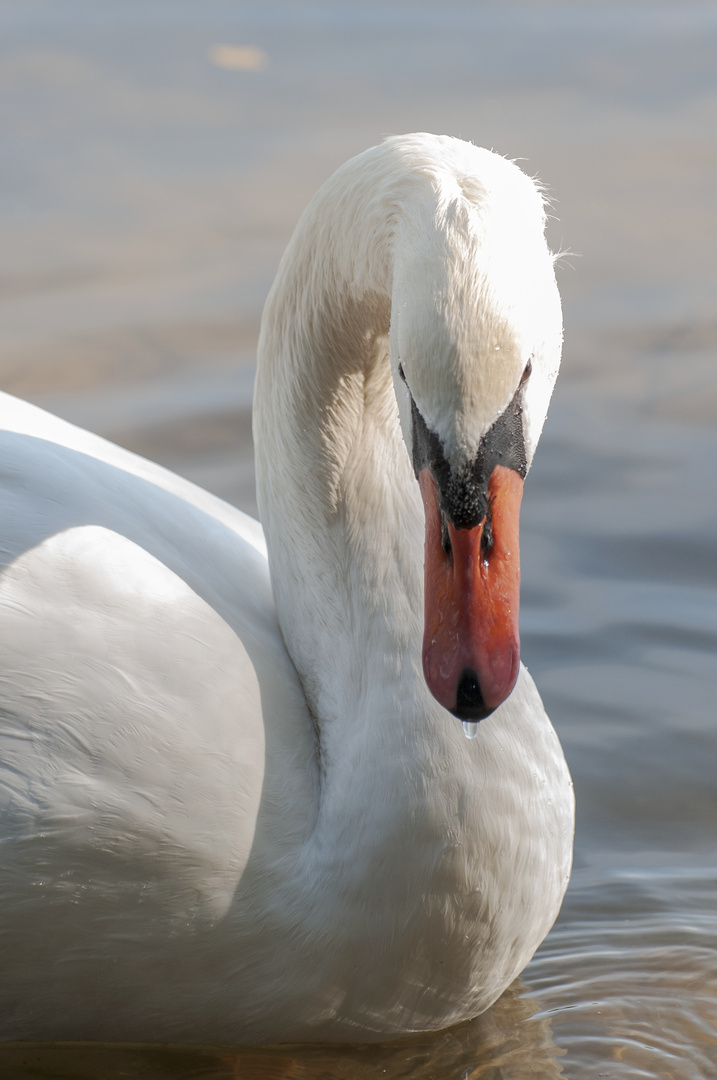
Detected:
left=253, top=149, right=426, bottom=736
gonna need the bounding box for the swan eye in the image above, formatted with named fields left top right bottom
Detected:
left=519, top=358, right=533, bottom=387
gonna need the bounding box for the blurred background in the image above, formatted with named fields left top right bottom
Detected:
left=1, top=2, right=717, bottom=1077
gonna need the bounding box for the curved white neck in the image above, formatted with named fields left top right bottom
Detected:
left=253, top=134, right=560, bottom=765
left=249, top=145, right=572, bottom=1030
left=254, top=147, right=428, bottom=760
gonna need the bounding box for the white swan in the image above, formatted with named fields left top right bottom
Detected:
left=0, top=133, right=573, bottom=1044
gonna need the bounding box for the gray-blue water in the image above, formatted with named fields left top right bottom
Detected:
left=1, top=2, right=716, bottom=1076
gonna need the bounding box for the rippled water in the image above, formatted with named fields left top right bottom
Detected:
left=1, top=1, right=716, bottom=1076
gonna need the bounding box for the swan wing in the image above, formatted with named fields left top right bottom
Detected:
left=0, top=391, right=316, bottom=1038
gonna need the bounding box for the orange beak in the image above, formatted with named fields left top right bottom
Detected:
left=419, top=464, right=523, bottom=720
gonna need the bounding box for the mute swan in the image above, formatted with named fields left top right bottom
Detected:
left=0, top=133, right=573, bottom=1044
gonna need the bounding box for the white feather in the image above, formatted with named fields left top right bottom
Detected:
left=0, top=134, right=573, bottom=1044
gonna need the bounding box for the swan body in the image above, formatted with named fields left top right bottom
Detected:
left=0, top=134, right=573, bottom=1044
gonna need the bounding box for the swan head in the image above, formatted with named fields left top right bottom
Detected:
left=388, top=144, right=562, bottom=721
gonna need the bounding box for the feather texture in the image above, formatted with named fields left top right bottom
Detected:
left=0, top=134, right=573, bottom=1044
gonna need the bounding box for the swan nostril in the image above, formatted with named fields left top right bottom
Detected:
left=451, top=669, right=492, bottom=722
left=479, top=496, right=494, bottom=562
left=480, top=525, right=492, bottom=560
left=440, top=511, right=452, bottom=558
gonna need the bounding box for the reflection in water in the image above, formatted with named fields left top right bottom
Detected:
left=209, top=45, right=268, bottom=72
left=0, top=982, right=566, bottom=1079
left=529, top=868, right=717, bottom=1079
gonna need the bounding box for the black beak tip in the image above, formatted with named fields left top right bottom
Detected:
left=449, top=668, right=495, bottom=723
